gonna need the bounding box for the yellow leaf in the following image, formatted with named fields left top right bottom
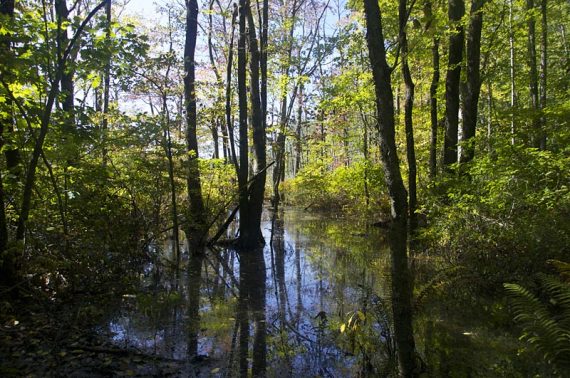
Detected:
left=340, top=323, right=346, bottom=333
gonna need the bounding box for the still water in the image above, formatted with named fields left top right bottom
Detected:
left=103, top=208, right=392, bottom=376
left=101, top=208, right=537, bottom=377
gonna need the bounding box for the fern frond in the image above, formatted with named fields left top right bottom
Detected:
left=538, top=273, right=570, bottom=312
left=505, top=277, right=570, bottom=369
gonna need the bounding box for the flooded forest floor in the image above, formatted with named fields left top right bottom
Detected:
left=0, top=207, right=553, bottom=377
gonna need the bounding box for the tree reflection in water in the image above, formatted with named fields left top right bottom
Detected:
left=236, top=247, right=267, bottom=377
left=104, top=209, right=396, bottom=376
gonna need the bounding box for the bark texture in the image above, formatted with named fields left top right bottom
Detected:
left=238, top=0, right=266, bottom=247
left=184, top=0, right=206, bottom=249
left=460, top=0, right=484, bottom=164
left=527, top=0, right=540, bottom=148
left=399, top=0, right=417, bottom=230
left=443, top=0, right=465, bottom=167
left=425, top=0, right=440, bottom=178
left=363, top=0, right=417, bottom=375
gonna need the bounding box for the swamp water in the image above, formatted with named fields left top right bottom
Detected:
left=100, top=208, right=539, bottom=377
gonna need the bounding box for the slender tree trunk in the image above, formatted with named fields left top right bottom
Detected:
left=261, top=0, right=268, bottom=133
left=226, top=4, right=239, bottom=173
left=56, top=0, right=75, bottom=137
left=161, top=91, right=181, bottom=273
left=424, top=1, right=440, bottom=178
left=0, top=0, right=15, bottom=285
left=185, top=0, right=206, bottom=249
left=363, top=1, right=417, bottom=375
left=239, top=0, right=266, bottom=247
left=487, top=81, right=494, bottom=153
left=509, top=0, right=517, bottom=145
left=211, top=123, right=220, bottom=159
left=0, top=0, right=21, bottom=177
left=237, top=0, right=249, bottom=243
left=443, top=0, right=465, bottom=168
left=102, top=0, right=111, bottom=166
left=295, top=84, right=303, bottom=175
left=460, top=0, right=484, bottom=164
left=207, top=0, right=224, bottom=161
left=359, top=109, right=370, bottom=208
left=273, top=88, right=287, bottom=207
left=429, top=37, right=440, bottom=177
left=527, top=0, right=540, bottom=148
left=399, top=0, right=417, bottom=231
left=272, top=2, right=297, bottom=207
left=1, top=0, right=20, bottom=174
left=539, top=0, right=547, bottom=150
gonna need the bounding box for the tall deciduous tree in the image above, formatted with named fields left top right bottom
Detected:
left=0, top=0, right=19, bottom=175
left=460, top=0, right=485, bottom=164
left=526, top=0, right=540, bottom=148
left=399, top=0, right=417, bottom=230
left=226, top=4, right=239, bottom=172
left=0, top=0, right=15, bottom=284
left=363, top=0, right=417, bottom=375
left=238, top=0, right=266, bottom=247
left=539, top=0, right=547, bottom=149
left=424, top=1, right=440, bottom=178
left=443, top=0, right=465, bottom=167
left=184, top=0, right=206, bottom=249
left=237, top=0, right=249, bottom=246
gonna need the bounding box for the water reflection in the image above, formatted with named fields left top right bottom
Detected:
left=104, top=208, right=391, bottom=376
left=236, top=248, right=267, bottom=376
left=187, top=251, right=204, bottom=358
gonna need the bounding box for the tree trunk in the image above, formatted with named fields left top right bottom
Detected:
left=226, top=4, right=239, bottom=173
left=102, top=0, right=112, bottom=166
left=184, top=0, right=206, bottom=250
left=56, top=0, right=75, bottom=136
left=363, top=0, right=417, bottom=375
left=160, top=89, right=181, bottom=275
left=206, top=0, right=223, bottom=161
left=399, top=0, right=417, bottom=231
left=460, top=0, right=484, bottom=164
left=424, top=1, right=440, bottom=178
left=238, top=0, right=266, bottom=248
left=539, top=0, right=547, bottom=150
left=261, top=0, right=268, bottom=134
left=509, top=0, right=517, bottom=145
left=211, top=123, right=220, bottom=159
left=443, top=0, right=465, bottom=168
left=527, top=0, right=540, bottom=148
left=272, top=3, right=296, bottom=208
left=295, top=84, right=303, bottom=175
left=1, top=0, right=20, bottom=175
left=237, top=0, right=249, bottom=245
left=0, top=0, right=15, bottom=286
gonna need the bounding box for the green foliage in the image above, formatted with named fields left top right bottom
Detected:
left=336, top=294, right=398, bottom=376
left=421, top=139, right=570, bottom=286
left=282, top=157, right=388, bottom=215
left=505, top=264, right=570, bottom=371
